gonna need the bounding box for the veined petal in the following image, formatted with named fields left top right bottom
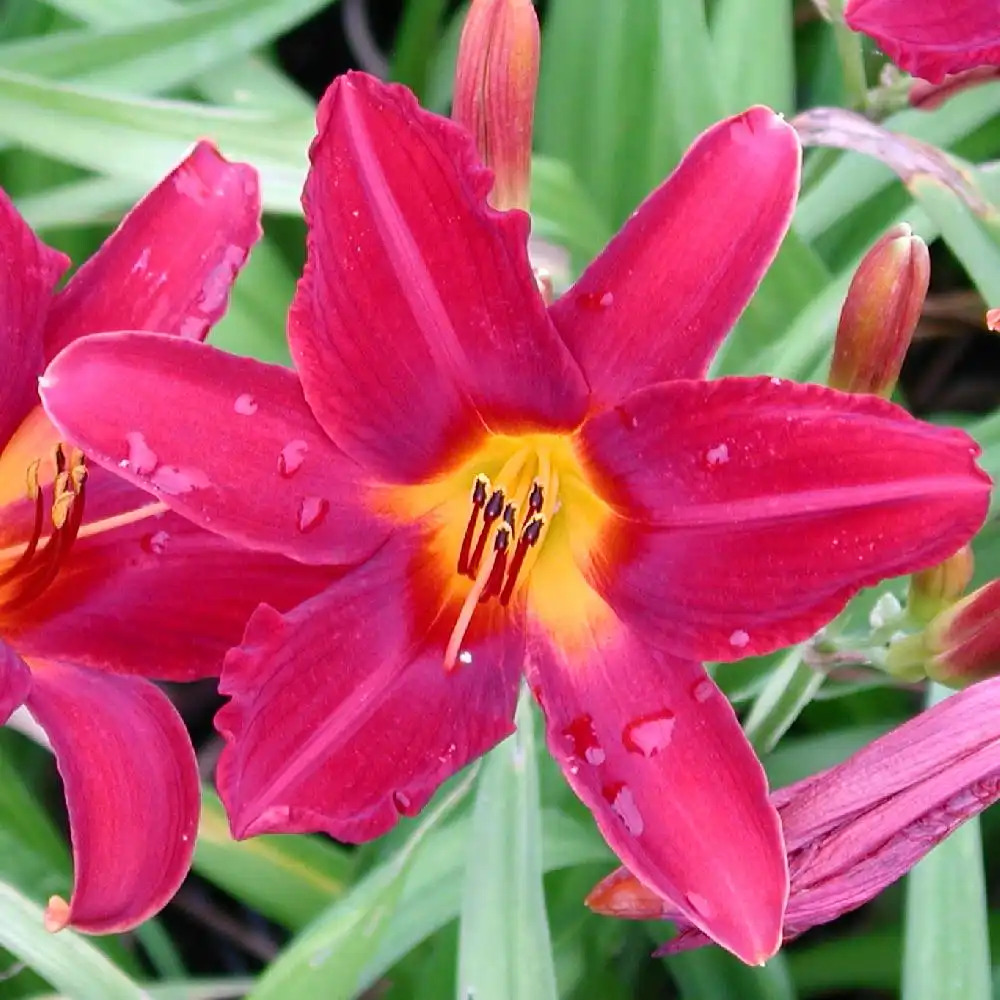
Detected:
left=578, top=377, right=990, bottom=661
left=0, top=639, right=32, bottom=725
left=40, top=332, right=385, bottom=565
left=845, top=0, right=1000, bottom=83
left=288, top=71, right=589, bottom=482
left=526, top=609, right=786, bottom=965
left=6, top=511, right=336, bottom=682
left=26, top=662, right=198, bottom=933
left=217, top=530, right=522, bottom=841
left=44, top=142, right=260, bottom=357
left=549, top=108, right=800, bottom=405
left=0, top=190, right=68, bottom=445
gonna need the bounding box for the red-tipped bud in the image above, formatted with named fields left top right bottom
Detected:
left=585, top=868, right=671, bottom=920
left=908, top=545, right=974, bottom=624
left=828, top=224, right=930, bottom=397
left=453, top=0, right=540, bottom=211
left=922, top=580, right=1000, bottom=687
left=910, top=68, right=1000, bottom=110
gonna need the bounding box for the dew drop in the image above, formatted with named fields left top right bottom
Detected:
left=729, top=629, right=750, bottom=649
left=622, top=710, right=676, bottom=757
left=770, top=376, right=783, bottom=386
left=278, top=439, right=309, bottom=477
left=296, top=496, right=330, bottom=533
left=705, top=443, right=729, bottom=466
left=603, top=782, right=644, bottom=836
left=579, top=290, right=615, bottom=311
left=691, top=679, right=715, bottom=703
left=124, top=431, right=158, bottom=475
left=392, top=790, right=415, bottom=815
left=142, top=530, right=170, bottom=555
left=151, top=465, right=211, bottom=495
left=562, top=715, right=604, bottom=765
left=458, top=649, right=473, bottom=666
left=599, top=291, right=614, bottom=307
left=234, top=393, right=258, bottom=415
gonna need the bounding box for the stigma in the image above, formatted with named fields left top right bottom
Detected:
left=444, top=447, right=558, bottom=671
left=0, top=444, right=88, bottom=613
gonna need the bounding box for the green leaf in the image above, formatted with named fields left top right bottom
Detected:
left=901, top=684, right=992, bottom=1000
left=248, top=768, right=480, bottom=1000
left=192, top=788, right=354, bottom=932
left=456, top=692, right=558, bottom=1000
left=0, top=0, right=331, bottom=96
left=0, top=883, right=145, bottom=1000
left=710, top=0, right=794, bottom=115
left=665, top=943, right=797, bottom=1000
left=391, top=0, right=449, bottom=98
left=0, top=69, right=310, bottom=213
left=743, top=648, right=824, bottom=754
left=358, top=809, right=611, bottom=995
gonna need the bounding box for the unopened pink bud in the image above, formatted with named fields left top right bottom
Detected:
left=829, top=224, right=930, bottom=397
left=908, top=545, right=974, bottom=623
left=453, top=0, right=539, bottom=211
left=925, top=579, right=1000, bottom=687
left=987, top=307, right=1000, bottom=332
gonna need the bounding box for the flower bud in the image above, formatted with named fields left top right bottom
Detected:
left=828, top=224, right=930, bottom=397
left=923, top=580, right=1000, bottom=687
left=452, top=0, right=540, bottom=211
left=987, top=307, right=1000, bottom=332
left=907, top=545, right=974, bottom=624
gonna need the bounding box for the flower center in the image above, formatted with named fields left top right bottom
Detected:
left=443, top=444, right=561, bottom=669
left=0, top=444, right=88, bottom=613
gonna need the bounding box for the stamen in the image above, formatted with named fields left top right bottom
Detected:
left=445, top=529, right=505, bottom=672
left=499, top=514, right=545, bottom=606
left=457, top=474, right=490, bottom=575
left=481, top=524, right=511, bottom=601
left=468, top=487, right=505, bottom=577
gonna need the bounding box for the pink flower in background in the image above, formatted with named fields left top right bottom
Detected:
left=40, top=73, right=990, bottom=962
left=588, top=676, right=1000, bottom=951
left=845, top=0, right=1000, bottom=83
left=0, top=144, right=332, bottom=933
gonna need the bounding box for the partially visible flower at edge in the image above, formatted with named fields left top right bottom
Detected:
left=909, top=67, right=1000, bottom=109
left=39, top=73, right=990, bottom=964
left=844, top=0, right=1000, bottom=84
left=587, top=674, right=1000, bottom=953
left=0, top=145, right=334, bottom=933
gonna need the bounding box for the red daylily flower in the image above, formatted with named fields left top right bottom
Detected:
left=844, top=0, right=1000, bottom=83
left=39, top=73, right=990, bottom=963
left=589, top=676, right=1000, bottom=951
left=0, top=144, right=333, bottom=934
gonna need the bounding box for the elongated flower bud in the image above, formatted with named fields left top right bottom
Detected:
left=908, top=544, right=974, bottom=624
left=828, top=224, right=930, bottom=397
left=923, top=580, right=1000, bottom=687
left=453, top=0, right=540, bottom=211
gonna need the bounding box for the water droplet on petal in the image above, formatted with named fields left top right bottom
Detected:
left=296, top=496, right=329, bottom=533
left=234, top=393, right=258, bottom=415
left=770, top=376, right=783, bottom=386
left=392, top=790, right=415, bottom=815
left=603, top=782, right=644, bottom=836
left=457, top=649, right=473, bottom=666
left=691, top=680, right=715, bottom=703
left=142, top=530, right=171, bottom=555
left=125, top=431, right=158, bottom=475
left=622, top=711, right=676, bottom=757
left=599, top=291, right=614, bottom=307
left=729, top=629, right=750, bottom=649
left=151, top=465, right=211, bottom=495
left=562, top=715, right=604, bottom=765
left=578, top=290, right=615, bottom=311
left=278, top=439, right=308, bottom=477
left=705, top=443, right=729, bottom=466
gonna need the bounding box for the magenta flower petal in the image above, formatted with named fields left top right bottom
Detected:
left=549, top=107, right=800, bottom=406
left=578, top=377, right=990, bottom=661
left=0, top=191, right=68, bottom=444
left=287, top=71, right=589, bottom=482
left=40, top=332, right=386, bottom=565
left=526, top=614, right=786, bottom=965
left=5, top=511, right=337, bottom=682
left=44, top=142, right=260, bottom=357
left=217, top=531, right=522, bottom=841
left=26, top=662, right=198, bottom=934
left=0, top=639, right=32, bottom=725
left=845, top=0, right=1000, bottom=83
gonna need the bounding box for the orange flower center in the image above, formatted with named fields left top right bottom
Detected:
left=0, top=443, right=88, bottom=614
left=388, top=432, right=614, bottom=668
